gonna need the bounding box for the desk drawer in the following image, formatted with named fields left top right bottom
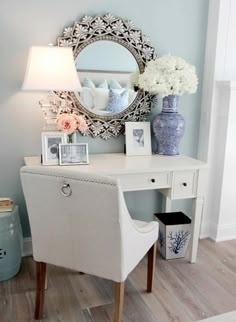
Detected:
left=116, top=172, right=171, bottom=191
left=172, top=170, right=197, bottom=198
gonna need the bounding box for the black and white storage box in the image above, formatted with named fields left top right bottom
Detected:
left=154, top=212, right=191, bottom=259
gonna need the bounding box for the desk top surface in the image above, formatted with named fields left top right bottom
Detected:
left=24, top=153, right=207, bottom=175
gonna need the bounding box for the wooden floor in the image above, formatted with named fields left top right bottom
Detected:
left=0, top=239, right=236, bottom=322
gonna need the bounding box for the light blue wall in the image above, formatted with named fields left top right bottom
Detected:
left=0, top=0, right=209, bottom=237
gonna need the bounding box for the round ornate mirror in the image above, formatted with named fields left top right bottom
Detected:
left=57, top=13, right=155, bottom=139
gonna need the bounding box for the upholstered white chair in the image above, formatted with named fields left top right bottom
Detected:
left=20, top=166, right=159, bottom=322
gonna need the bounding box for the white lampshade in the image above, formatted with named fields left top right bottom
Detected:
left=22, top=46, right=81, bottom=91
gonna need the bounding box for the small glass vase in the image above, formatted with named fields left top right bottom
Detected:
left=152, top=95, right=185, bottom=155
left=67, top=132, right=77, bottom=143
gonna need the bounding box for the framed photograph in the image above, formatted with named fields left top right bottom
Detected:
left=59, top=143, right=89, bottom=166
left=125, top=122, right=152, bottom=156
left=41, top=131, right=67, bottom=165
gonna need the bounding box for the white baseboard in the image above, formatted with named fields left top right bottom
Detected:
left=22, top=237, right=32, bottom=256
left=200, top=221, right=236, bottom=242
left=215, top=223, right=236, bottom=242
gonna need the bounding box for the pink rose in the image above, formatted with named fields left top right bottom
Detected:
left=56, top=113, right=78, bottom=134
left=73, top=114, right=88, bottom=133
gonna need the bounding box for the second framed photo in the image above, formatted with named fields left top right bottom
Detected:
left=125, top=122, right=152, bottom=156
left=41, top=131, right=67, bottom=165
left=59, top=143, right=89, bottom=165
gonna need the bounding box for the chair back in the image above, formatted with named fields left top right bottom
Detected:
left=20, top=166, right=127, bottom=281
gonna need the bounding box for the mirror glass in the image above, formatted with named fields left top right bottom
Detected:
left=75, top=40, right=138, bottom=116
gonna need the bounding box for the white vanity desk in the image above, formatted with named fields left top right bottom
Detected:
left=25, top=153, right=207, bottom=263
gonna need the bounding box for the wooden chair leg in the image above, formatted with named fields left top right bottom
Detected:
left=113, top=281, right=125, bottom=322
left=45, top=271, right=48, bottom=290
left=35, top=261, right=46, bottom=320
left=147, top=242, right=157, bottom=292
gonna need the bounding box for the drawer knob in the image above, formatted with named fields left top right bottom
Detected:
left=151, top=178, right=156, bottom=183
left=183, top=182, right=187, bottom=187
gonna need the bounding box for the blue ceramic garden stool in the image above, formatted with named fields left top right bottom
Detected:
left=0, top=206, right=23, bottom=281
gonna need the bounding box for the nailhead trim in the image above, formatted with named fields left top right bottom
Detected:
left=20, top=168, right=117, bottom=187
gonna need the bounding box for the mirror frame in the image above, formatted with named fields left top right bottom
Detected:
left=56, top=13, right=155, bottom=139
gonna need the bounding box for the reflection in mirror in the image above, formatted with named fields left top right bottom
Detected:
left=57, top=13, right=155, bottom=139
left=75, top=40, right=138, bottom=116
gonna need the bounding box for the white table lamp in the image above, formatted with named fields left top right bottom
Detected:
left=22, top=46, right=81, bottom=91
left=22, top=46, right=81, bottom=128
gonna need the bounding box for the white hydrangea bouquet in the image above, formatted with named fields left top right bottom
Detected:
left=138, top=55, right=198, bottom=96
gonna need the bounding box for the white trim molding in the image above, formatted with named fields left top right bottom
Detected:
left=200, top=221, right=236, bottom=242
left=198, top=0, right=236, bottom=242
left=215, top=223, right=236, bottom=242
left=199, top=80, right=236, bottom=241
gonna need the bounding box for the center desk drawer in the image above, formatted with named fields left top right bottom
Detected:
left=114, top=172, right=171, bottom=191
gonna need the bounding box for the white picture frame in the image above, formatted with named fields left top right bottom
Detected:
left=125, top=122, right=152, bottom=156
left=59, top=143, right=89, bottom=166
left=41, top=131, right=67, bottom=165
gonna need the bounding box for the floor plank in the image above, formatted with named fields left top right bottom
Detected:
left=0, top=239, right=235, bottom=322
left=68, top=273, right=113, bottom=309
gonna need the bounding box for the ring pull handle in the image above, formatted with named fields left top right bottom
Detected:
left=61, top=183, right=72, bottom=197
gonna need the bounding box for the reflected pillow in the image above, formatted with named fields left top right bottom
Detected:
left=109, top=79, right=122, bottom=89
left=128, top=89, right=137, bottom=104
left=97, top=79, right=108, bottom=89
left=106, top=89, right=129, bottom=113
left=92, top=88, right=109, bottom=110
left=79, top=87, right=94, bottom=109
left=83, top=78, right=95, bottom=88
